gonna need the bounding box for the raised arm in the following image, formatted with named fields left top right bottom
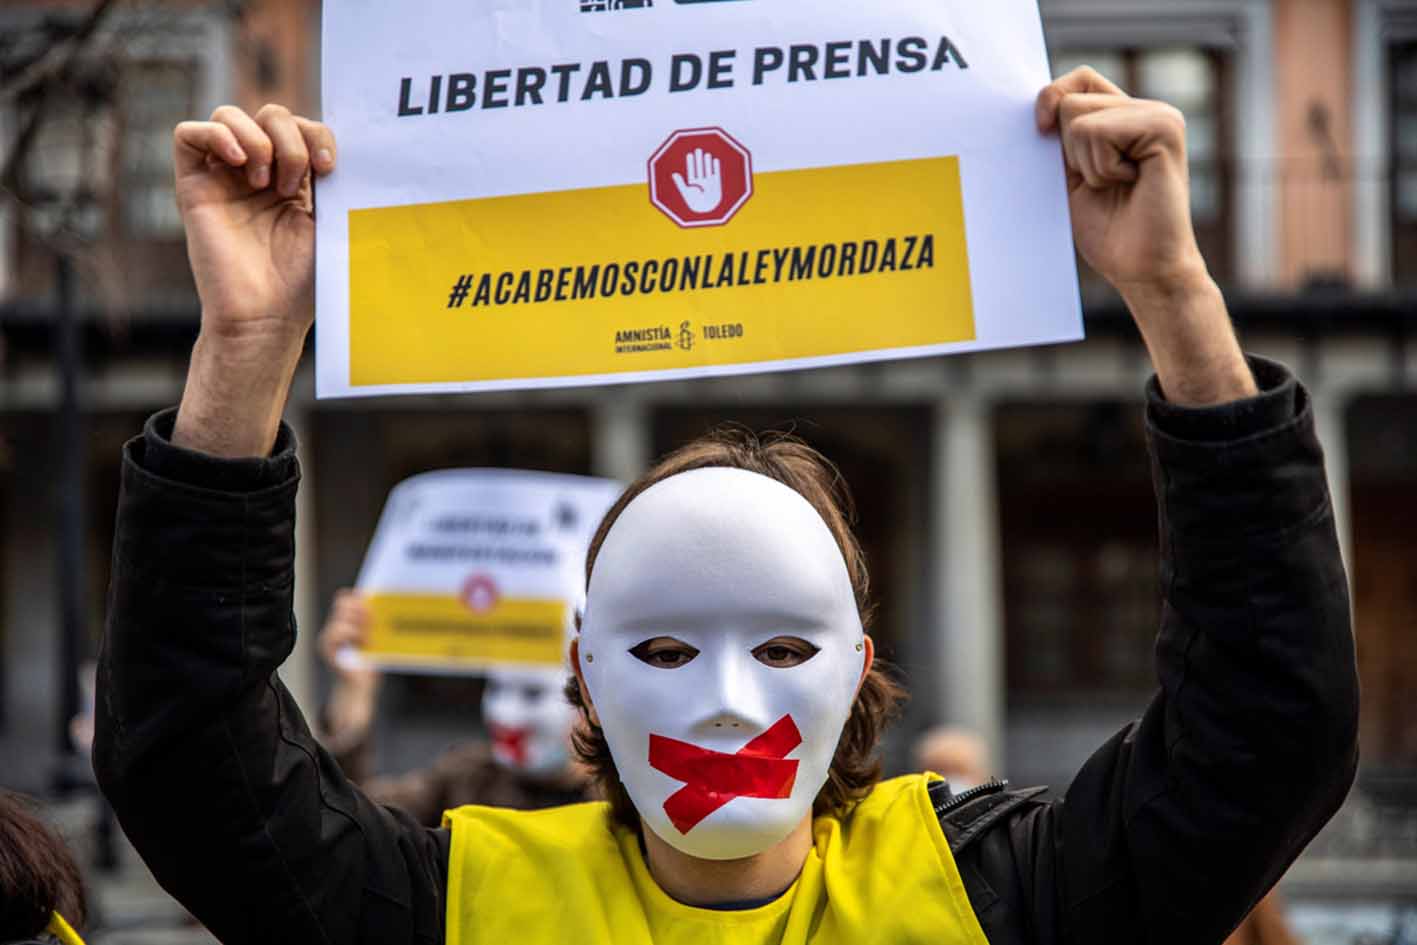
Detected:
left=93, top=106, right=448, bottom=944
left=997, top=69, right=1359, bottom=944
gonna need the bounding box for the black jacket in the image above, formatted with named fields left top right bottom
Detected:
left=94, top=357, right=1358, bottom=945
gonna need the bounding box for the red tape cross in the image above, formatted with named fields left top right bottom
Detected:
left=648, top=714, right=802, bottom=835
left=490, top=725, right=527, bottom=765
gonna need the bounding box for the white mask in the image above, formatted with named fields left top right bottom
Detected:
left=482, top=666, right=575, bottom=778
left=580, top=468, right=866, bottom=860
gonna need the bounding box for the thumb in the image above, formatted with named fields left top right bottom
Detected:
left=672, top=172, right=692, bottom=194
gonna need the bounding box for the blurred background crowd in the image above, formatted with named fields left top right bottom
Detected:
left=0, top=1, right=1413, bottom=943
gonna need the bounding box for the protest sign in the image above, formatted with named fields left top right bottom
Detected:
left=317, top=1, right=1081, bottom=397
left=353, top=470, right=622, bottom=674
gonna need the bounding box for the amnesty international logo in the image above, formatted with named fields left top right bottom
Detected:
left=580, top=0, right=749, bottom=10
left=677, top=321, right=695, bottom=351
left=579, top=0, right=652, bottom=11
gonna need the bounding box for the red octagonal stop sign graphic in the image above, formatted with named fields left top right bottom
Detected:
left=460, top=573, right=500, bottom=614
left=648, top=127, right=754, bottom=229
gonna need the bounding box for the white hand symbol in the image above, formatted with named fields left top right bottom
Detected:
left=671, top=148, right=724, bottom=214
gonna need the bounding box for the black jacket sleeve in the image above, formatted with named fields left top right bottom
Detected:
left=964, top=357, right=1359, bottom=945
left=93, top=410, right=450, bottom=945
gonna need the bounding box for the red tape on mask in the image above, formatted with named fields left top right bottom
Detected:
left=648, top=714, right=802, bottom=834
left=490, top=724, right=528, bottom=765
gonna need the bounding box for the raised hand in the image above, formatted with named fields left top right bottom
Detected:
left=170, top=104, right=335, bottom=458
left=1036, top=67, right=1255, bottom=405
left=1036, top=68, right=1201, bottom=293
left=672, top=148, right=723, bottom=214
left=318, top=589, right=379, bottom=684
left=318, top=589, right=381, bottom=743
left=174, top=104, right=334, bottom=343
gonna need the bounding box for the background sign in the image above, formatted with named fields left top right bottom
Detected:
left=354, top=469, right=622, bottom=674
left=317, top=1, right=1083, bottom=397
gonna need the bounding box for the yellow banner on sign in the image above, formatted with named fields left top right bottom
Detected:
left=362, top=593, right=567, bottom=670
left=348, top=156, right=974, bottom=386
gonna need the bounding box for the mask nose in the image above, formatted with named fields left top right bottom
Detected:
left=483, top=689, right=524, bottom=729
left=695, top=647, right=771, bottom=735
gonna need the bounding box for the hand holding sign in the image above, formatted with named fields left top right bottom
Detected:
left=671, top=148, right=723, bottom=214
left=319, top=589, right=380, bottom=688
left=174, top=105, right=334, bottom=343
left=1036, top=67, right=1255, bottom=406
left=1035, top=68, right=1199, bottom=296
left=169, top=104, right=336, bottom=458
left=318, top=589, right=382, bottom=745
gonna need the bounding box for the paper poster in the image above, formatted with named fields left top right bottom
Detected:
left=317, top=0, right=1082, bottom=397
left=354, top=469, right=622, bottom=674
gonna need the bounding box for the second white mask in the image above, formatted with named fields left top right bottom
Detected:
left=482, top=666, right=575, bottom=778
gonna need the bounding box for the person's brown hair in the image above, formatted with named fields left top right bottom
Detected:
left=565, top=426, right=908, bottom=832
left=0, top=790, right=87, bottom=940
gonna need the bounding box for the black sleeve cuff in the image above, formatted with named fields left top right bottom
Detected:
left=136, top=407, right=300, bottom=493
left=1144, top=355, right=1329, bottom=545
left=1145, top=356, right=1297, bottom=443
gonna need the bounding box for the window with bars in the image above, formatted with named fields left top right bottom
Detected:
left=1390, top=42, right=1417, bottom=286
left=118, top=60, right=197, bottom=238
left=996, top=401, right=1160, bottom=703
left=1050, top=47, right=1234, bottom=290
left=1347, top=395, right=1417, bottom=768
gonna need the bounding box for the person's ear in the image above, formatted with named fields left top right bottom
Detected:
left=569, top=638, right=601, bottom=727
left=854, top=634, right=876, bottom=697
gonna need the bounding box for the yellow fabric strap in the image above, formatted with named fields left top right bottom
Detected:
left=443, top=773, right=991, bottom=945
left=45, top=912, right=85, bottom=945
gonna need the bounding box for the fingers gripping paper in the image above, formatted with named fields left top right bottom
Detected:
left=317, top=1, right=1081, bottom=397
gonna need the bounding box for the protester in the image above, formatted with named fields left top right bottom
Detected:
left=912, top=726, right=991, bottom=792
left=317, top=589, right=588, bottom=825
left=0, top=792, right=88, bottom=945
left=94, top=68, right=1359, bottom=944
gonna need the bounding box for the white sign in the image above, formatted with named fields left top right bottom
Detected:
left=317, top=0, right=1081, bottom=398
left=354, top=469, right=622, bottom=674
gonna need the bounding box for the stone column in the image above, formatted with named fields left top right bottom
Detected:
left=931, top=394, right=1005, bottom=774
left=592, top=395, right=652, bottom=484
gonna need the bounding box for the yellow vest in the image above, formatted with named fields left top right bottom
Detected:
left=443, top=774, right=990, bottom=945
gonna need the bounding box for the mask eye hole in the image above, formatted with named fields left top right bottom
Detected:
left=629, top=637, right=700, bottom=669
left=752, top=637, right=821, bottom=669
